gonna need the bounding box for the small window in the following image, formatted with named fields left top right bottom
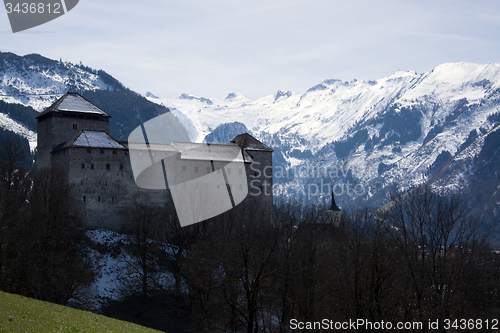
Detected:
left=73, top=124, right=78, bottom=130
left=98, top=196, right=101, bottom=202
left=81, top=179, right=83, bottom=185
left=81, top=163, right=85, bottom=169
left=91, top=164, right=94, bottom=169
left=106, top=164, right=110, bottom=170
left=120, top=163, right=123, bottom=170
left=98, top=181, right=101, bottom=185
left=83, top=196, right=86, bottom=203
left=113, top=150, right=117, bottom=155
left=87, top=148, right=91, bottom=153
left=112, top=196, right=115, bottom=203
left=100, top=149, right=104, bottom=154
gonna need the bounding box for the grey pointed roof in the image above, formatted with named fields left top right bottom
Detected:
left=36, top=92, right=111, bottom=118
left=230, top=133, right=273, bottom=152
left=64, top=130, right=125, bottom=150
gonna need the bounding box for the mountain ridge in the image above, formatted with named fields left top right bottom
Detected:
left=1, top=52, right=499, bottom=238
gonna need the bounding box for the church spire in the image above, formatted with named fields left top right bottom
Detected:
left=327, top=191, right=341, bottom=227
left=328, top=191, right=340, bottom=212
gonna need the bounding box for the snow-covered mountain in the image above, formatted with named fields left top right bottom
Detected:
left=149, top=63, right=500, bottom=223
left=1, top=51, right=499, bottom=232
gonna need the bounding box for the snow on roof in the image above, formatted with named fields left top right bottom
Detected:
left=37, top=92, right=110, bottom=118
left=68, top=130, right=125, bottom=149
left=172, top=142, right=253, bottom=163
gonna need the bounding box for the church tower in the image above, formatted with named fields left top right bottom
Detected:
left=36, top=92, right=111, bottom=168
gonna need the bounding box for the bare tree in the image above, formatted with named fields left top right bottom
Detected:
left=5, top=166, right=93, bottom=305
left=385, top=185, right=491, bottom=331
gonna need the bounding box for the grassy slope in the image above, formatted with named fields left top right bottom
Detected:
left=0, top=292, right=163, bottom=333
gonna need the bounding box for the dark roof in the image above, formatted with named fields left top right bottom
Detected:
left=230, top=133, right=273, bottom=152
left=36, top=92, right=111, bottom=118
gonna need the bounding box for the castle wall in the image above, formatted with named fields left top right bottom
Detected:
left=52, top=146, right=168, bottom=231
left=245, top=150, right=273, bottom=204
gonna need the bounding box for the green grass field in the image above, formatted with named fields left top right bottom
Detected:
left=0, top=291, right=163, bottom=332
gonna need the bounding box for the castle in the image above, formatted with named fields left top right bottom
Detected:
left=36, top=92, right=273, bottom=231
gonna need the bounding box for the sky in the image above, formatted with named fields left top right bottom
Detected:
left=1, top=0, right=499, bottom=100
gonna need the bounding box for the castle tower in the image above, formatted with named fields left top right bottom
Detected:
left=36, top=92, right=111, bottom=168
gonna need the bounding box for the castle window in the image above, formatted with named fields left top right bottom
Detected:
left=81, top=179, right=83, bottom=185
left=91, top=164, right=94, bottom=169
left=98, top=196, right=100, bottom=202
left=73, top=124, right=78, bottom=130
left=106, top=164, right=110, bottom=170
left=100, top=149, right=104, bottom=154
left=81, top=163, right=85, bottom=169
left=87, top=148, right=91, bottom=153
left=112, top=196, right=115, bottom=203
left=83, top=196, right=86, bottom=203
left=120, top=163, right=123, bottom=170
left=113, top=150, right=117, bottom=155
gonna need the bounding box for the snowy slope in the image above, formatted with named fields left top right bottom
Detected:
left=1, top=52, right=499, bottom=212
left=0, top=112, right=37, bottom=150
left=148, top=62, right=500, bottom=208
left=0, top=53, right=113, bottom=111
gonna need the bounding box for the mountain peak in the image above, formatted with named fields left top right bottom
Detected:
left=178, top=93, right=213, bottom=105
left=274, top=90, right=292, bottom=102
left=145, top=91, right=159, bottom=99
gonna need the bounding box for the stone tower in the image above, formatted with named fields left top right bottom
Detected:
left=36, top=92, right=111, bottom=168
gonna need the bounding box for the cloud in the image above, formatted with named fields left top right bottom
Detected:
left=1, top=0, right=499, bottom=99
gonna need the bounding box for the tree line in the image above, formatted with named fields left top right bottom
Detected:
left=113, top=188, right=499, bottom=332
left=0, top=136, right=498, bottom=332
